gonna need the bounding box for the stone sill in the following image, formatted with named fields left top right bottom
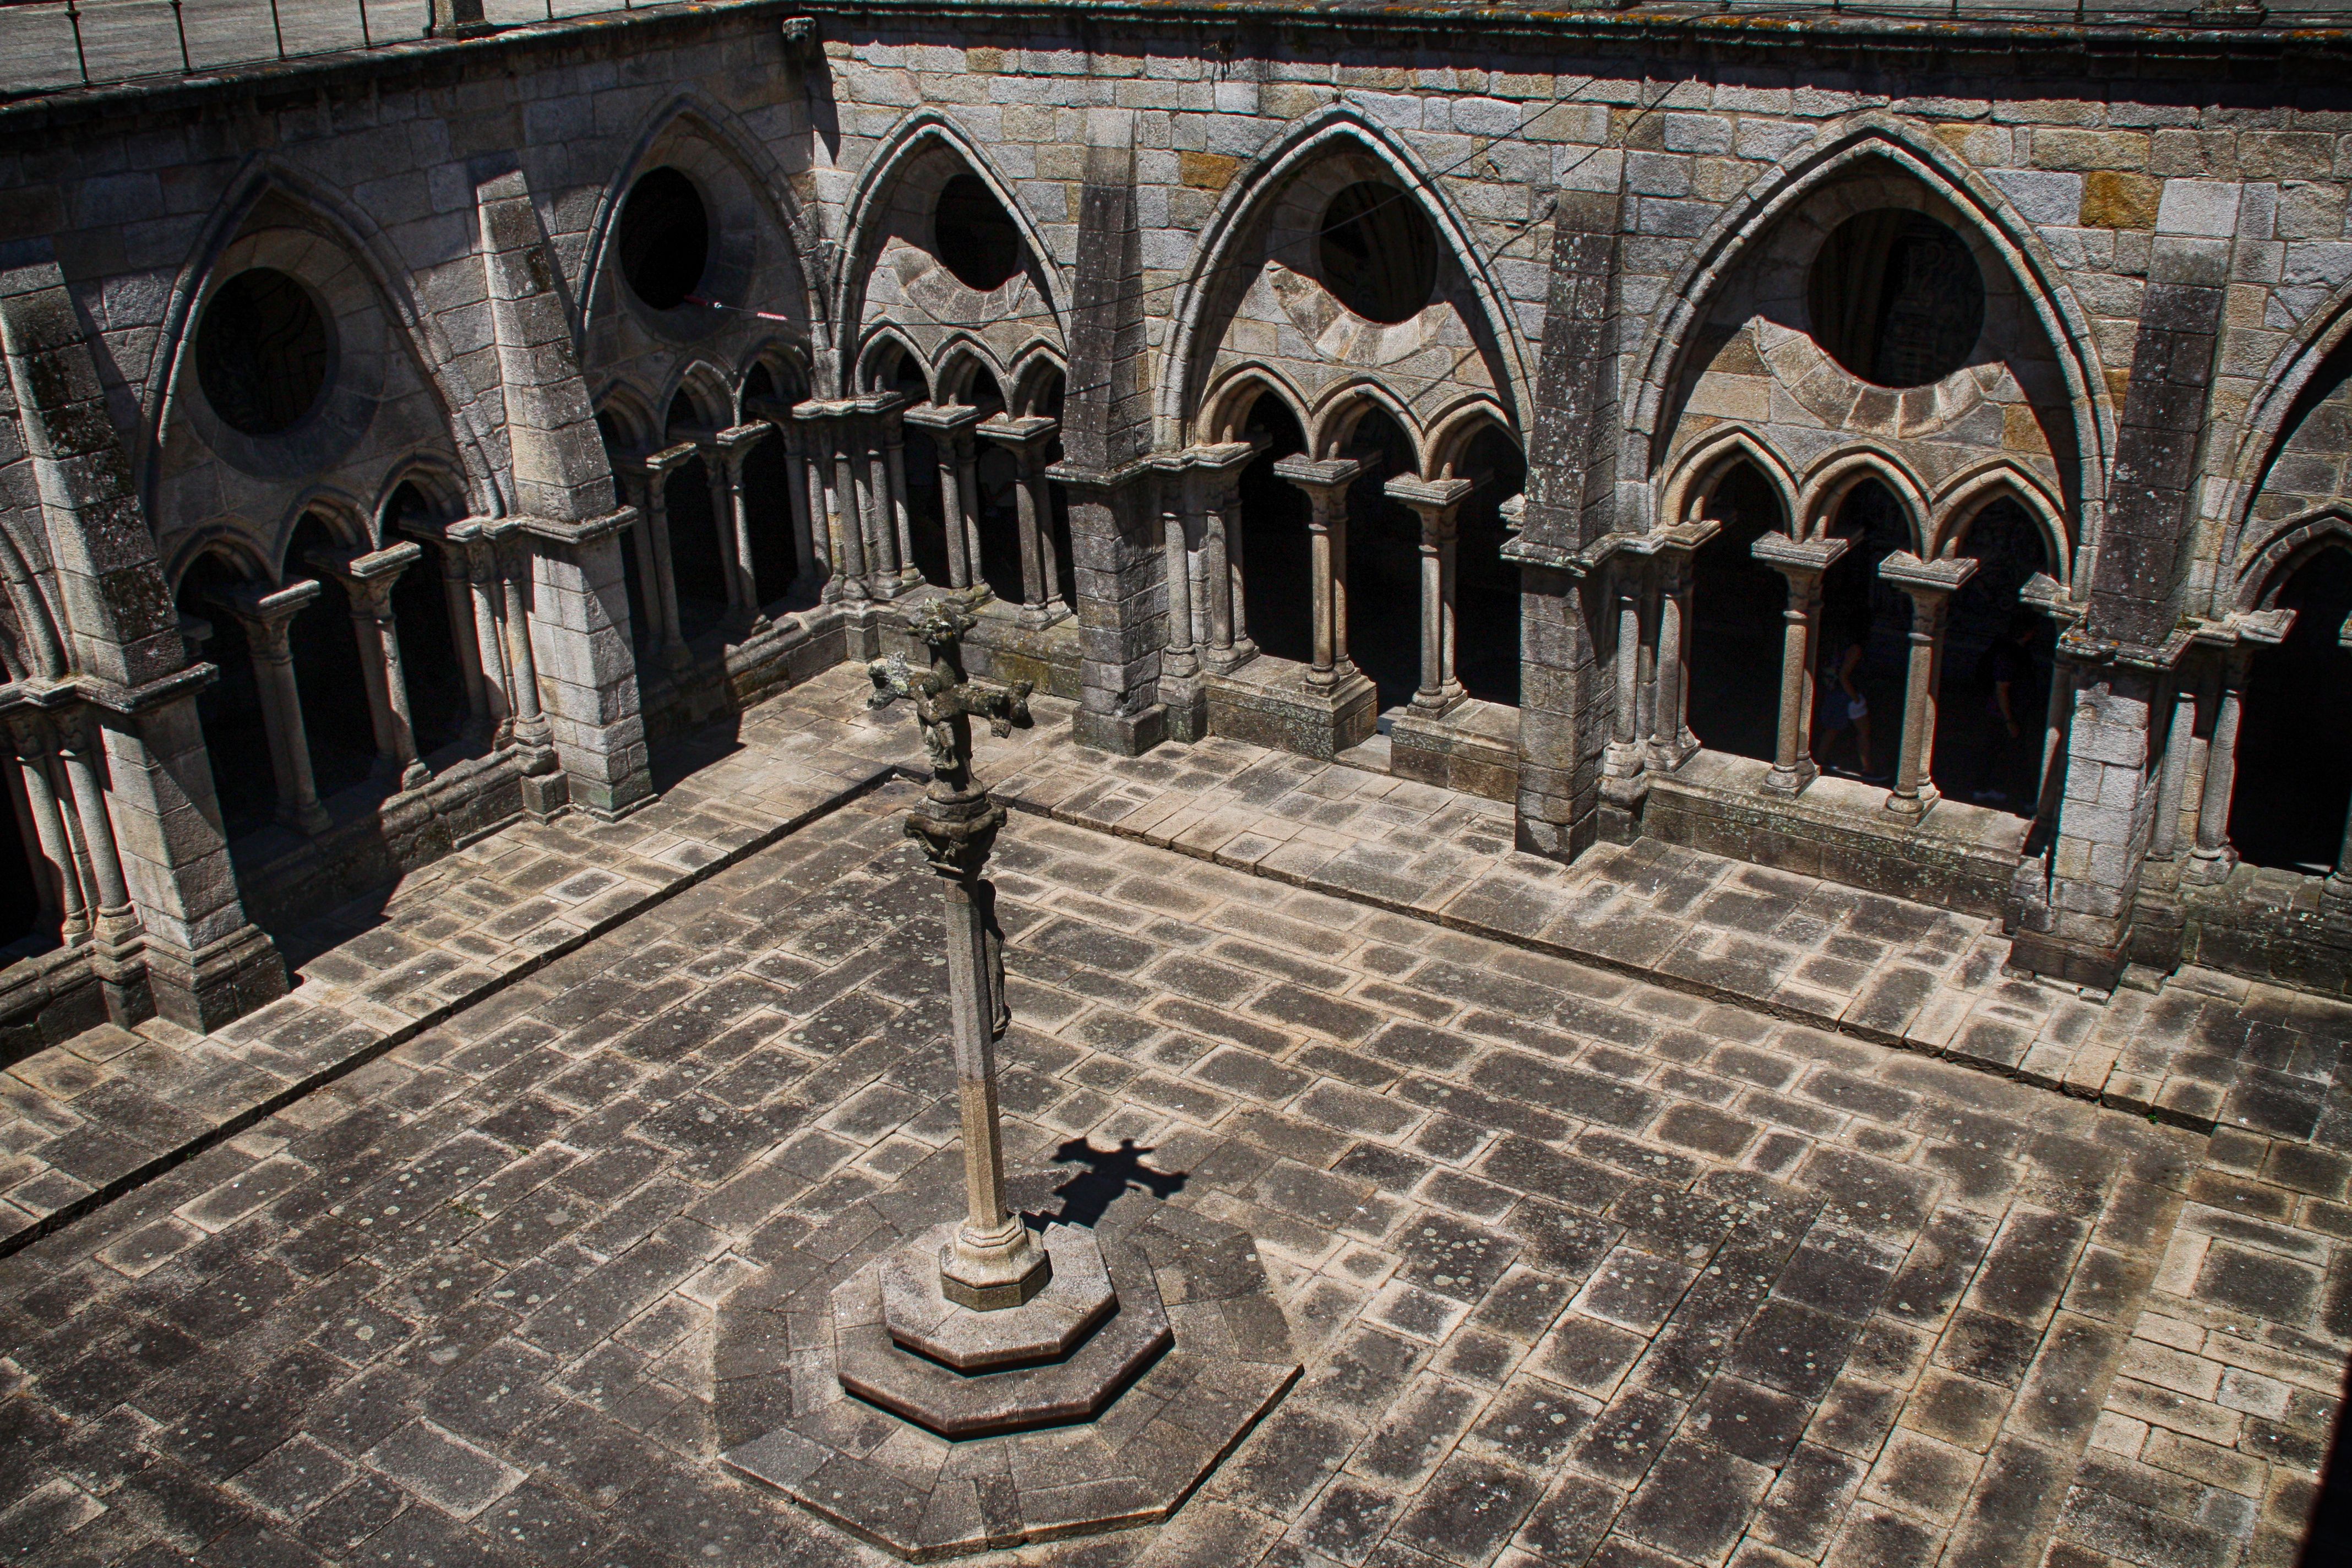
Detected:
left=1645, top=748, right=2030, bottom=917
left=1389, top=698, right=1520, bottom=802
left=0, top=940, right=96, bottom=1065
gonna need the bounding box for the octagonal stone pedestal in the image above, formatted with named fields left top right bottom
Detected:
left=717, top=1201, right=1298, bottom=1562
left=843, top=1223, right=1159, bottom=1436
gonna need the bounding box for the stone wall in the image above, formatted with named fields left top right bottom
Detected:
left=9, top=1, right=2352, bottom=1026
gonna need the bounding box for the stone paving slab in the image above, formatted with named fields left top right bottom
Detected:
left=0, top=686, right=910, bottom=1257
left=968, top=679, right=2352, bottom=1150
left=0, top=775, right=2340, bottom=1566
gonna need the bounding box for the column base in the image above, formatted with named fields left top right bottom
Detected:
left=1648, top=731, right=1701, bottom=772
left=1073, top=703, right=1167, bottom=758
left=279, top=801, right=333, bottom=837
left=399, top=760, right=432, bottom=792
left=1204, top=659, right=1375, bottom=760
left=520, top=768, right=570, bottom=821
left=1760, top=759, right=1817, bottom=797
left=143, top=922, right=287, bottom=1035
left=1883, top=785, right=1939, bottom=819
left=2184, top=847, right=2237, bottom=886
left=1016, top=601, right=1072, bottom=631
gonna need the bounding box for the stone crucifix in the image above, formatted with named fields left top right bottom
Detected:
left=867, top=593, right=1042, bottom=1308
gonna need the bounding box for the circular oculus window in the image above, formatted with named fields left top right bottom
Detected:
left=1318, top=181, right=1439, bottom=326
left=933, top=173, right=1022, bottom=292
left=195, top=268, right=333, bottom=438
left=618, top=166, right=712, bottom=312
left=1806, top=210, right=1986, bottom=389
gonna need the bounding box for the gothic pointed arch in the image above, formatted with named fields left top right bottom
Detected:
left=2236, top=507, right=2352, bottom=612
left=1796, top=448, right=1932, bottom=548
left=1931, top=460, right=2070, bottom=581
left=2228, top=312, right=2352, bottom=614
left=835, top=110, right=1068, bottom=404
left=1158, top=105, right=1536, bottom=456
left=1658, top=425, right=1801, bottom=533
left=144, top=159, right=499, bottom=578
left=1629, top=118, right=2110, bottom=552
left=0, top=520, right=65, bottom=683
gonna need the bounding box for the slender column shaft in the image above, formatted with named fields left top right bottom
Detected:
left=937, top=442, right=971, bottom=589
left=956, top=433, right=984, bottom=591
left=243, top=608, right=331, bottom=834
left=832, top=432, right=871, bottom=589
left=1226, top=493, right=1251, bottom=658
left=1162, top=499, right=1197, bottom=678
left=863, top=422, right=900, bottom=587
left=56, top=717, right=130, bottom=917
left=1635, top=584, right=1659, bottom=745
left=1766, top=570, right=1822, bottom=791
left=7, top=718, right=89, bottom=940
left=886, top=420, right=917, bottom=585
left=500, top=549, right=546, bottom=733
left=1653, top=562, right=1694, bottom=759
left=940, top=874, right=1012, bottom=1248
left=719, top=442, right=761, bottom=622
left=2035, top=656, right=2076, bottom=825
left=1888, top=592, right=1950, bottom=811
left=439, top=545, right=489, bottom=730
left=1332, top=508, right=1352, bottom=671
left=705, top=458, right=739, bottom=613
left=1613, top=586, right=1641, bottom=745
left=643, top=470, right=692, bottom=671
left=2195, top=657, right=2247, bottom=861
left=349, top=598, right=397, bottom=761
left=1189, top=539, right=1210, bottom=650
left=355, top=578, right=426, bottom=790
left=2152, top=680, right=2198, bottom=859
left=464, top=541, right=514, bottom=739
left=1415, top=511, right=1446, bottom=711
left=784, top=437, right=819, bottom=587
left=1201, top=490, right=1234, bottom=657
left=1307, top=499, right=1337, bottom=683
left=1011, top=448, right=1047, bottom=614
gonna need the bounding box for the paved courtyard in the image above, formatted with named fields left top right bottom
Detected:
left=0, top=674, right=2347, bottom=1566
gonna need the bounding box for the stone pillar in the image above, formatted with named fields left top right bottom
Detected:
left=1275, top=456, right=1364, bottom=690
left=1877, top=552, right=1978, bottom=817
left=1604, top=563, right=1646, bottom=777
left=2189, top=646, right=2252, bottom=883
left=403, top=524, right=490, bottom=735
left=906, top=403, right=986, bottom=592
left=978, top=414, right=1066, bottom=629
left=1386, top=476, right=1476, bottom=717
left=452, top=522, right=513, bottom=742
left=1647, top=521, right=1717, bottom=770
left=1752, top=533, right=1849, bottom=797
left=639, top=444, right=698, bottom=672
left=5, top=713, right=90, bottom=943
left=881, top=399, right=921, bottom=592
left=56, top=708, right=149, bottom=1023
left=513, top=508, right=652, bottom=821
left=487, top=520, right=566, bottom=819
left=2150, top=679, right=2198, bottom=861
left=715, top=422, right=771, bottom=630
left=955, top=428, right=984, bottom=592
left=311, top=542, right=432, bottom=792
left=217, top=580, right=333, bottom=835
left=853, top=408, right=906, bottom=599
left=797, top=402, right=870, bottom=603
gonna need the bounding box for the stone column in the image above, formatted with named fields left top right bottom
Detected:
left=1877, top=552, right=1978, bottom=817
left=1274, top=456, right=1363, bottom=690
left=404, top=525, right=489, bottom=736
left=906, top=403, right=985, bottom=592
left=55, top=708, right=149, bottom=1021
left=978, top=415, right=1066, bottom=629
left=2150, top=679, right=2198, bottom=861
left=311, top=542, right=432, bottom=792
left=452, top=522, right=513, bottom=742
left=640, top=444, right=698, bottom=672
left=1647, top=521, right=1718, bottom=770
left=1386, top=476, right=1475, bottom=717
left=513, top=507, right=652, bottom=821
left=955, top=427, right=984, bottom=595
left=799, top=402, right=871, bottom=603
left=5, top=712, right=90, bottom=942
left=853, top=409, right=906, bottom=599
left=1603, top=562, right=1646, bottom=779
left=1185, top=443, right=1254, bottom=673
left=480, top=521, right=566, bottom=818
left=217, top=580, right=332, bottom=835
left=1752, top=533, right=1849, bottom=797
left=2190, top=646, right=2252, bottom=882
left=715, top=422, right=771, bottom=630
left=880, top=398, right=921, bottom=592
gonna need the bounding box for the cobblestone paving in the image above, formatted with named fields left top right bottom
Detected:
left=1, top=759, right=2346, bottom=1566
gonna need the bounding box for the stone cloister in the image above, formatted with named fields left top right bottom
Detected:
left=3, top=3, right=2352, bottom=1565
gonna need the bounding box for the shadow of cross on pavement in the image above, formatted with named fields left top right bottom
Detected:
left=1045, top=1136, right=1188, bottom=1227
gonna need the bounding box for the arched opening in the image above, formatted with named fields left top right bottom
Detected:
left=934, top=174, right=1022, bottom=293
left=197, top=268, right=333, bottom=437
left=1342, top=407, right=1422, bottom=709
left=662, top=392, right=729, bottom=641
left=1032, top=370, right=1078, bottom=611
left=2232, top=546, right=2352, bottom=873
left=382, top=483, right=468, bottom=758
left=286, top=514, right=378, bottom=802
left=1930, top=499, right=2055, bottom=813
left=739, top=364, right=805, bottom=607
left=177, top=553, right=277, bottom=840
left=1686, top=462, right=1788, bottom=763
left=1237, top=393, right=1311, bottom=665
left=881, top=355, right=951, bottom=589
left=597, top=410, right=653, bottom=649
left=1455, top=427, right=1526, bottom=707
left=618, top=167, right=711, bottom=312
left=1319, top=182, right=1439, bottom=326
left=1814, top=481, right=1912, bottom=783
left=1807, top=210, right=1985, bottom=389
left=967, top=371, right=1025, bottom=603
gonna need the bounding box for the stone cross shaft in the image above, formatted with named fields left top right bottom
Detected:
left=868, top=595, right=1042, bottom=1309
